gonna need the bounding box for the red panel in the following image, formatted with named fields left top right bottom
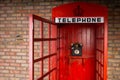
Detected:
left=59, top=24, right=96, bottom=80
left=52, top=2, right=107, bottom=18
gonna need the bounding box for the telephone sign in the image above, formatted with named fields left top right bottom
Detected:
left=55, top=17, right=104, bottom=23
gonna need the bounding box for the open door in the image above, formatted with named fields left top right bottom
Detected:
left=29, top=14, right=58, bottom=80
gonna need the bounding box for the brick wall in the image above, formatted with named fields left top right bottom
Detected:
left=0, top=0, right=120, bottom=80
left=108, top=1, right=120, bottom=79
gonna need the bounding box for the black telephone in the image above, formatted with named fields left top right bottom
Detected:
left=71, top=43, right=83, bottom=56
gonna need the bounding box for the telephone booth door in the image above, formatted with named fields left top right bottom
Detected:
left=52, top=2, right=108, bottom=80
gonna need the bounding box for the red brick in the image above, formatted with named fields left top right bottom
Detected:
left=6, top=10, right=14, bottom=13
left=17, top=10, right=28, bottom=13
left=6, top=52, right=16, bottom=56
left=5, top=66, right=16, bottom=70
left=29, top=10, right=38, bottom=13
left=11, top=56, right=21, bottom=59
left=6, top=17, right=16, bottom=20
left=23, top=6, right=33, bottom=9
left=1, top=56, right=10, bottom=59
left=5, top=60, right=15, bottom=63
left=16, top=60, right=26, bottom=63
left=0, top=70, right=9, bottom=73
left=1, top=7, right=11, bottom=10
left=10, top=70, right=20, bottom=74
left=16, top=52, right=26, bottom=56
left=10, top=63, right=21, bottom=67
left=4, top=74, right=14, bottom=77
left=0, top=3, right=5, bottom=7
left=12, top=0, right=22, bottom=3
left=0, top=52, right=5, bottom=56
left=16, top=67, right=26, bottom=71
left=0, top=17, right=5, bottom=20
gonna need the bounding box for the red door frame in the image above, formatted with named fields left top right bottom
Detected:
left=104, top=16, right=108, bottom=80
left=52, top=2, right=108, bottom=80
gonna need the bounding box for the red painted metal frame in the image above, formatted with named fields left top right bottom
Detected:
left=95, top=25, right=104, bottom=80
left=29, top=14, right=57, bottom=80
left=29, top=14, right=34, bottom=80
left=52, top=2, right=108, bottom=80
left=104, top=16, right=108, bottom=80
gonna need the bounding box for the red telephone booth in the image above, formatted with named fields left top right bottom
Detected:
left=29, top=2, right=108, bottom=80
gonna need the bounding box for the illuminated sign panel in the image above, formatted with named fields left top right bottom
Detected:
left=55, top=17, right=104, bottom=23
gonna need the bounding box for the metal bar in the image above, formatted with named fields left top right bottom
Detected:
left=98, top=26, right=100, bottom=79
left=95, top=25, right=97, bottom=80
left=40, top=21, right=42, bottom=78
left=34, top=53, right=57, bottom=63
left=41, top=21, right=44, bottom=78
left=33, top=14, right=55, bottom=25
left=104, top=16, right=108, bottom=80
left=37, top=67, right=57, bottom=80
left=56, top=27, right=60, bottom=80
left=34, top=38, right=57, bottom=41
left=29, top=14, right=34, bottom=80
left=48, top=23, right=51, bottom=80
left=58, top=28, right=60, bottom=80
left=56, top=29, right=57, bottom=80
